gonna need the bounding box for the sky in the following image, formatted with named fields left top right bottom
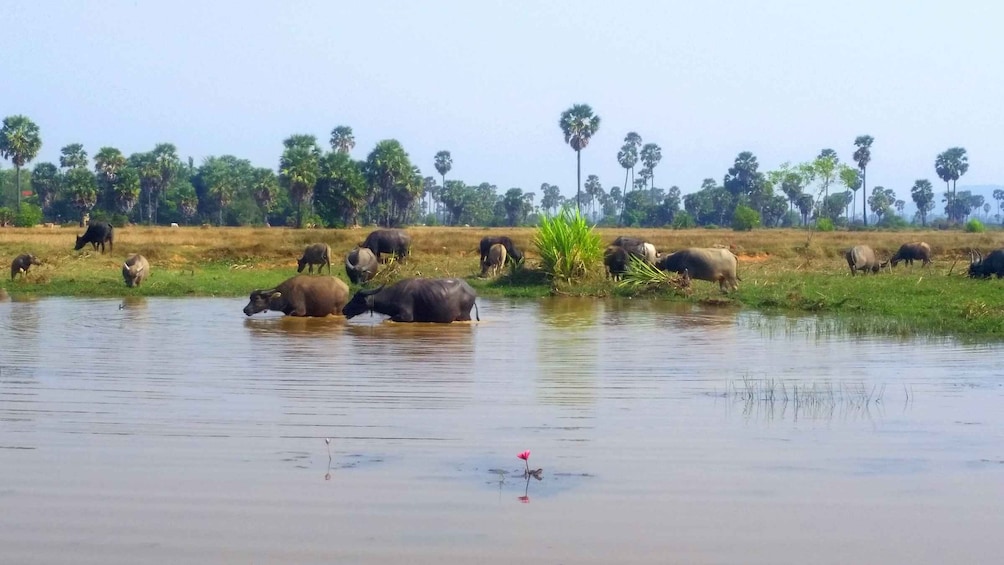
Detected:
left=4, top=0, right=1004, bottom=206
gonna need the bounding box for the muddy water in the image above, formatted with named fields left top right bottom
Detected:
left=1, top=296, right=1001, bottom=565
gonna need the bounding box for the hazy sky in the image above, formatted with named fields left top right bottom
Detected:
left=4, top=0, right=1003, bottom=202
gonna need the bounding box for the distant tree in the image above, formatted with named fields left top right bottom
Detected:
left=818, top=148, right=839, bottom=164
left=761, top=194, right=789, bottom=227
left=983, top=202, right=991, bottom=221
left=853, top=135, right=874, bottom=226
left=935, top=147, right=969, bottom=222
left=994, top=188, right=1004, bottom=223
left=640, top=143, right=662, bottom=195
left=433, top=150, right=452, bottom=218
left=30, top=162, right=60, bottom=216
left=142, top=143, right=181, bottom=224
left=329, top=126, right=355, bottom=155
left=200, top=155, right=252, bottom=225
left=780, top=171, right=805, bottom=211
left=112, top=167, right=141, bottom=216
left=63, top=167, right=98, bottom=226
left=250, top=167, right=279, bottom=226
left=439, top=180, right=470, bottom=225
left=279, top=134, right=322, bottom=228
left=584, top=174, right=602, bottom=218
left=315, top=152, right=366, bottom=227
left=911, top=179, right=935, bottom=226
left=608, top=186, right=623, bottom=219
left=894, top=199, right=905, bottom=217
left=502, top=187, right=533, bottom=226
left=559, top=104, right=601, bottom=212
left=59, top=143, right=88, bottom=170
left=617, top=143, right=637, bottom=195
left=540, top=182, right=561, bottom=215
left=820, top=191, right=853, bottom=223
left=0, top=115, right=42, bottom=211
left=94, top=147, right=127, bottom=211
left=839, top=165, right=861, bottom=221
left=868, top=185, right=896, bottom=223
left=364, top=139, right=420, bottom=227
left=623, top=132, right=642, bottom=188
left=811, top=152, right=839, bottom=217
left=796, top=192, right=814, bottom=225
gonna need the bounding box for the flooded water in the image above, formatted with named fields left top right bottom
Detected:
left=1, top=296, right=1002, bottom=564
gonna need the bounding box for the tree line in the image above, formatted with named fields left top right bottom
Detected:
left=0, top=111, right=991, bottom=229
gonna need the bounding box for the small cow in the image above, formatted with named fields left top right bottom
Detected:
left=122, top=254, right=151, bottom=287
left=481, top=243, right=507, bottom=277
left=845, top=245, right=888, bottom=276
left=297, top=243, right=332, bottom=274
left=10, top=253, right=42, bottom=280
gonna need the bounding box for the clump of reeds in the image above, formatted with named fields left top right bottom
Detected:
left=532, top=208, right=602, bottom=284
left=723, top=376, right=887, bottom=422
left=617, top=256, right=690, bottom=294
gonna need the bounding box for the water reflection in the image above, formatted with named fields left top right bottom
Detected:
left=535, top=298, right=599, bottom=406
left=244, top=314, right=346, bottom=338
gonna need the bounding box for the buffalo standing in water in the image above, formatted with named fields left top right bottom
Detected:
left=10, top=253, right=41, bottom=280
left=121, top=254, right=151, bottom=287
left=342, top=278, right=480, bottom=323
left=297, top=243, right=332, bottom=274
left=890, top=242, right=932, bottom=268
left=478, top=236, right=524, bottom=268
left=345, top=247, right=378, bottom=284
left=845, top=245, right=888, bottom=276
left=361, top=229, right=411, bottom=262
left=656, top=247, right=741, bottom=291
left=968, top=249, right=1004, bottom=278
left=74, top=221, right=114, bottom=253
left=244, top=275, right=350, bottom=317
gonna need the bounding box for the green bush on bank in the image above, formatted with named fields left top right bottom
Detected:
left=533, top=207, right=602, bottom=284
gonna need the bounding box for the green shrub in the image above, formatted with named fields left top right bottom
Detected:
left=533, top=207, right=602, bottom=283
left=672, top=211, right=696, bottom=229
left=13, top=203, right=43, bottom=227
left=0, top=207, right=14, bottom=226
left=816, top=218, right=835, bottom=232
left=731, top=205, right=760, bottom=231
left=965, top=219, right=986, bottom=233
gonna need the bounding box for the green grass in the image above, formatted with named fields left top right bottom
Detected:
left=532, top=208, right=603, bottom=283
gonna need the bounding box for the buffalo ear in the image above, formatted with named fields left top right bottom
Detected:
left=269, top=291, right=282, bottom=300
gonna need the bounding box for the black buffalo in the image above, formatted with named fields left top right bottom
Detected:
left=603, top=245, right=630, bottom=281
left=10, top=253, right=42, bottom=280
left=611, top=236, right=656, bottom=263
left=890, top=242, right=932, bottom=268
left=968, top=249, right=1004, bottom=279
left=479, top=236, right=524, bottom=268
left=361, top=229, right=411, bottom=262
left=244, top=275, right=350, bottom=317
left=74, top=222, right=114, bottom=253
left=342, top=278, right=480, bottom=323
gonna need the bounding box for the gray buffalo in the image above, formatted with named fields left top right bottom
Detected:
left=10, top=253, right=41, bottom=280
left=604, top=245, right=630, bottom=281
left=342, top=278, right=480, bottom=323
left=656, top=247, right=740, bottom=291
left=845, top=245, right=888, bottom=276
left=361, top=229, right=411, bottom=262
left=244, top=275, right=350, bottom=317
left=481, top=243, right=507, bottom=277
left=74, top=221, right=114, bottom=253
left=122, top=254, right=151, bottom=287
left=345, top=247, right=379, bottom=284
left=479, top=236, right=524, bottom=267
left=968, top=248, right=1004, bottom=278
left=890, top=242, right=932, bottom=268
left=297, top=243, right=332, bottom=274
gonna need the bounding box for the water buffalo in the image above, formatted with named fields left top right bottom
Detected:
left=968, top=249, right=1004, bottom=278
left=296, top=243, right=332, bottom=274
left=10, top=253, right=41, bottom=280
left=612, top=236, right=657, bottom=264
left=74, top=221, right=114, bottom=253
left=361, top=229, right=410, bottom=262
left=890, top=242, right=932, bottom=268
left=656, top=247, right=740, bottom=291
left=604, top=245, right=630, bottom=281
left=345, top=247, right=379, bottom=284
left=479, top=236, right=524, bottom=267
left=342, top=278, right=480, bottom=323
left=244, top=275, right=350, bottom=317
left=481, top=243, right=507, bottom=277
left=121, top=254, right=151, bottom=287
left=845, top=245, right=888, bottom=276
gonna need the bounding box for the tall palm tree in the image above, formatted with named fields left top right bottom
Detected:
left=434, top=150, right=452, bottom=220
left=30, top=162, right=61, bottom=216
left=94, top=147, right=127, bottom=211
left=640, top=143, right=662, bottom=200
left=935, top=147, right=969, bottom=223
left=852, top=135, right=873, bottom=226
left=624, top=132, right=642, bottom=188
left=617, top=143, right=637, bottom=196
left=0, top=115, right=43, bottom=212
left=279, top=134, right=322, bottom=228
left=251, top=167, right=279, bottom=226
left=59, top=143, right=88, bottom=170
left=329, top=126, right=355, bottom=155
left=559, top=104, right=601, bottom=212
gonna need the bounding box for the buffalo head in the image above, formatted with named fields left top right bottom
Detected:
left=341, top=286, right=384, bottom=319
left=243, top=288, right=281, bottom=316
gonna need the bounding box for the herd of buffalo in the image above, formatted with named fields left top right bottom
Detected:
left=5, top=224, right=1004, bottom=324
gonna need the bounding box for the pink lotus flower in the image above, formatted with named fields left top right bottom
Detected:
left=517, top=450, right=530, bottom=473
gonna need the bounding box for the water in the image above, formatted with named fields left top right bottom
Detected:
left=1, top=296, right=1002, bottom=564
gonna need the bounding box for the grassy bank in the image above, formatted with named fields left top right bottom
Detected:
left=2, top=225, right=1003, bottom=338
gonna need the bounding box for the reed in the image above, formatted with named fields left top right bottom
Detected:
left=532, top=208, right=603, bottom=284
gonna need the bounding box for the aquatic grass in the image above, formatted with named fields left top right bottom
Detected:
left=532, top=208, right=603, bottom=284
left=724, top=376, right=889, bottom=422
left=617, top=255, right=689, bottom=294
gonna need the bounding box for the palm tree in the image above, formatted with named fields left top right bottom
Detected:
left=839, top=165, right=861, bottom=221
left=434, top=150, right=452, bottom=219
left=993, top=189, right=1004, bottom=224
left=30, top=162, right=61, bottom=216
left=329, top=126, right=355, bottom=155
left=59, top=143, right=88, bottom=170
left=640, top=143, right=662, bottom=199
left=617, top=143, right=637, bottom=196
left=63, top=167, right=98, bottom=226
left=279, top=134, right=322, bottom=228
left=0, top=115, right=43, bottom=212
left=935, top=147, right=969, bottom=223
left=251, top=167, right=279, bottom=226
left=852, top=135, right=873, bottom=226
left=559, top=104, right=601, bottom=212
left=584, top=174, right=602, bottom=219
left=911, top=179, right=935, bottom=226
left=94, top=147, right=127, bottom=211
left=365, top=139, right=419, bottom=227
left=624, top=132, right=642, bottom=188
